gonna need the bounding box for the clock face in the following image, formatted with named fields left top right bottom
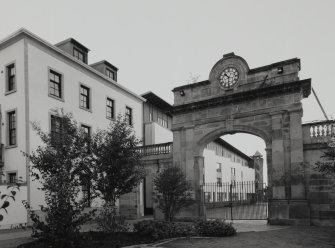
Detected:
left=219, top=67, right=239, bottom=88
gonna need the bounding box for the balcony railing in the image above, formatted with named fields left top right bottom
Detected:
left=137, top=142, right=173, bottom=156
left=302, top=120, right=335, bottom=144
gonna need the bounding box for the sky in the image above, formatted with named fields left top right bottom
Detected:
left=1, top=0, right=334, bottom=182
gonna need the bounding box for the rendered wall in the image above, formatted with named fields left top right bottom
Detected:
left=0, top=185, right=27, bottom=229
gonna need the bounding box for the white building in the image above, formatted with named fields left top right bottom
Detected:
left=0, top=29, right=145, bottom=228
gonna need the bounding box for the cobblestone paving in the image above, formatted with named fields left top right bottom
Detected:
left=161, top=226, right=335, bottom=248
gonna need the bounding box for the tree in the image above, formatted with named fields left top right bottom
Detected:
left=315, top=134, right=335, bottom=175
left=153, top=166, right=193, bottom=222
left=92, top=114, right=144, bottom=206
left=24, top=110, right=95, bottom=245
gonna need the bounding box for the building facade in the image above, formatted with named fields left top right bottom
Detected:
left=0, top=29, right=145, bottom=228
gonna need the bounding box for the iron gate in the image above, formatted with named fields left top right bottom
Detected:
left=201, top=181, right=268, bottom=220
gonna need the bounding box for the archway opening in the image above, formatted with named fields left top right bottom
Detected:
left=200, top=132, right=268, bottom=220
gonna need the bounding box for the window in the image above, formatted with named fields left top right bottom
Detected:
left=106, top=98, right=114, bottom=119
left=80, top=85, right=90, bottom=110
left=231, top=168, right=236, bottom=182
left=7, top=111, right=16, bottom=146
left=81, top=124, right=91, bottom=137
left=49, top=70, right=62, bottom=99
left=73, top=47, right=85, bottom=63
left=8, top=172, right=17, bottom=184
left=217, top=177, right=222, bottom=186
left=51, top=115, right=62, bottom=140
left=6, top=63, right=15, bottom=92
left=81, top=124, right=91, bottom=153
left=216, top=163, right=222, bottom=172
left=81, top=175, right=91, bottom=207
left=125, top=107, right=132, bottom=125
left=106, top=68, right=115, bottom=80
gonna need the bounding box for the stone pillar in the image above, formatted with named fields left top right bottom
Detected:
left=172, top=125, right=203, bottom=219
left=288, top=109, right=310, bottom=225
left=289, top=110, right=306, bottom=199
left=270, top=112, right=286, bottom=199
left=269, top=112, right=290, bottom=224
left=194, top=155, right=205, bottom=218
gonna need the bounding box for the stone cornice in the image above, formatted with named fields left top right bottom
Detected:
left=172, top=79, right=311, bottom=114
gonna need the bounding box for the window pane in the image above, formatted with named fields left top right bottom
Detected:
left=7, top=64, right=15, bottom=92
left=49, top=70, right=62, bottom=98
left=80, top=85, right=90, bottom=109
left=106, top=98, right=114, bottom=119
left=8, top=111, right=16, bottom=146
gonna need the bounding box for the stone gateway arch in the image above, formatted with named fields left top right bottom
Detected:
left=171, top=53, right=313, bottom=225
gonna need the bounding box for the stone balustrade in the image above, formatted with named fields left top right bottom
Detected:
left=137, top=142, right=173, bottom=156
left=302, top=120, right=335, bottom=144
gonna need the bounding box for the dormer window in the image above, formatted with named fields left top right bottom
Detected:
left=106, top=68, right=116, bottom=80
left=73, top=47, right=85, bottom=63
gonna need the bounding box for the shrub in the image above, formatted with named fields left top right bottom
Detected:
left=195, top=219, right=236, bottom=237
left=153, top=166, right=193, bottom=222
left=134, top=220, right=196, bottom=240
left=96, top=203, right=129, bottom=233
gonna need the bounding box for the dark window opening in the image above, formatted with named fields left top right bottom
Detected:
left=51, top=115, right=62, bottom=142
left=8, top=172, right=17, bottom=184
left=7, top=63, right=15, bottom=92
left=49, top=70, right=62, bottom=98
left=81, top=175, right=91, bottom=207
left=126, top=107, right=132, bottom=125
left=106, top=68, right=116, bottom=80
left=106, top=98, right=114, bottom=119
left=80, top=85, right=90, bottom=110
left=8, top=111, right=16, bottom=146
left=73, top=47, right=85, bottom=63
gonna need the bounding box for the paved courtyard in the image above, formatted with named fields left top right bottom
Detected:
left=161, top=226, right=335, bottom=248
left=0, top=221, right=334, bottom=248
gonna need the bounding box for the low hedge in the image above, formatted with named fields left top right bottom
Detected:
left=134, top=219, right=236, bottom=240
left=134, top=220, right=196, bottom=240
left=195, top=219, right=236, bottom=237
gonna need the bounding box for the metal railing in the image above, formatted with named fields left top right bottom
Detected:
left=201, top=181, right=268, bottom=220
left=137, top=142, right=173, bottom=156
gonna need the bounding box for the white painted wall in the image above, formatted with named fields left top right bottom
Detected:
left=0, top=185, right=27, bottom=229
left=144, top=122, right=173, bottom=145
left=0, top=40, right=27, bottom=183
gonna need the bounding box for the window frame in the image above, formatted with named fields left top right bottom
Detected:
left=6, top=109, right=17, bottom=148
left=5, top=62, right=16, bottom=95
left=73, top=47, right=86, bottom=63
left=125, top=106, right=133, bottom=125
left=106, top=97, right=115, bottom=120
left=7, top=171, right=17, bottom=184
left=50, top=114, right=63, bottom=142
left=48, top=68, right=64, bottom=101
left=80, top=123, right=91, bottom=137
left=105, top=68, right=116, bottom=80
left=79, top=83, right=91, bottom=112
